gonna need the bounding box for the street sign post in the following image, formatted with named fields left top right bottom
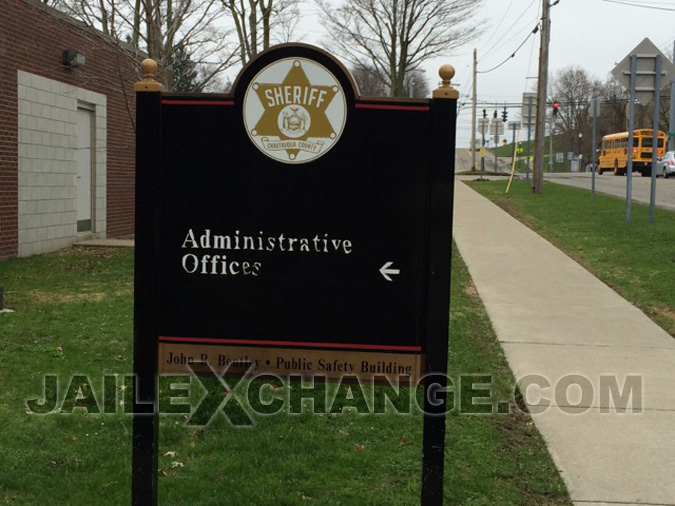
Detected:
left=612, top=38, right=674, bottom=223
left=521, top=92, right=537, bottom=129
left=478, top=117, right=490, bottom=176
left=133, top=44, right=458, bottom=506
left=490, top=119, right=504, bottom=172
left=591, top=98, right=599, bottom=201
left=507, top=121, right=519, bottom=163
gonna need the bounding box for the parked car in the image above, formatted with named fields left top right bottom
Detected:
left=657, top=151, right=675, bottom=178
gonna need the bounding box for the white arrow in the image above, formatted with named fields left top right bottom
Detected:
left=379, top=261, right=400, bottom=282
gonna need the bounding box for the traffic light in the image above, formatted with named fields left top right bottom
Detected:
left=483, top=109, right=487, bottom=118
left=493, top=110, right=497, bottom=119
left=552, top=100, right=560, bottom=116
left=502, top=108, right=508, bottom=122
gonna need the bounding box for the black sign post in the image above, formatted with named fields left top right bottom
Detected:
left=132, top=62, right=164, bottom=506
left=132, top=44, right=458, bottom=505
left=421, top=90, right=456, bottom=505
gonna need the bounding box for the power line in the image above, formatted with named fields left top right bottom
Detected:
left=615, top=0, right=675, bottom=4
left=659, top=35, right=675, bottom=50
left=477, top=24, right=540, bottom=74
left=481, top=0, right=538, bottom=59
left=522, top=0, right=542, bottom=97
left=483, top=13, right=541, bottom=62
left=478, top=0, right=518, bottom=54
left=600, top=0, right=675, bottom=11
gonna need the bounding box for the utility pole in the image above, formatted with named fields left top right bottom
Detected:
left=480, top=116, right=487, bottom=176
left=533, top=0, right=551, bottom=194
left=471, top=48, right=478, bottom=170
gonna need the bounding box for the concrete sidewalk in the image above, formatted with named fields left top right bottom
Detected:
left=452, top=181, right=675, bottom=506
left=77, top=238, right=134, bottom=248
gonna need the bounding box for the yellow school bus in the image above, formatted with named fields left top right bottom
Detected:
left=598, top=129, right=666, bottom=176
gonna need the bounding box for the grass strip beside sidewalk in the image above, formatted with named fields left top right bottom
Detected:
left=0, top=246, right=570, bottom=505
left=466, top=179, right=675, bottom=338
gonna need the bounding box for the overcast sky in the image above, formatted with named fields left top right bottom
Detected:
left=294, top=0, right=675, bottom=148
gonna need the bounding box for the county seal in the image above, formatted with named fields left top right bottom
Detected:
left=243, top=57, right=347, bottom=164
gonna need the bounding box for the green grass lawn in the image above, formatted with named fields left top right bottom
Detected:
left=0, top=246, right=570, bottom=505
left=466, top=179, right=675, bottom=337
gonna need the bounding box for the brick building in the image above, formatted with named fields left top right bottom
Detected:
left=0, top=0, right=144, bottom=259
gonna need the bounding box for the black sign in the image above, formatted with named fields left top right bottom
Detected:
left=133, top=44, right=457, bottom=506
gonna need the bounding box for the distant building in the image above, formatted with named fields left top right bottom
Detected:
left=0, top=0, right=146, bottom=259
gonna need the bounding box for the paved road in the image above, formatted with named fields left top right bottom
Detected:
left=454, top=149, right=675, bottom=211
left=546, top=172, right=675, bottom=211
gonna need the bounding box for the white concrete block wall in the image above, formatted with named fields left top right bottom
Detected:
left=93, top=103, right=107, bottom=234
left=17, top=71, right=107, bottom=257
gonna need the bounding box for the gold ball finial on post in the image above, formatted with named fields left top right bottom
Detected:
left=134, top=58, right=165, bottom=92
left=433, top=64, right=459, bottom=99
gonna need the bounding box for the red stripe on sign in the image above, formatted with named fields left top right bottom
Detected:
left=158, top=336, right=422, bottom=353
left=355, top=103, right=430, bottom=112
left=161, top=100, right=234, bottom=106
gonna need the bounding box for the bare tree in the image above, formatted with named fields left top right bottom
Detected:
left=50, top=0, right=238, bottom=90
left=351, top=65, right=428, bottom=97
left=549, top=67, right=673, bottom=160
left=351, top=65, right=388, bottom=96
left=49, top=0, right=127, bottom=39
left=316, top=0, right=483, bottom=97
left=403, top=69, right=430, bottom=98
left=597, top=75, right=628, bottom=135
left=593, top=74, right=670, bottom=146
left=221, top=0, right=300, bottom=65
left=549, top=66, right=602, bottom=160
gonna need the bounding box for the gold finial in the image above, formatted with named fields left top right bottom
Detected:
left=134, top=58, right=165, bottom=92
left=433, top=64, right=458, bottom=99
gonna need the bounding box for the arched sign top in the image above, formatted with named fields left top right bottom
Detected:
left=232, top=43, right=359, bottom=103
left=233, top=44, right=357, bottom=164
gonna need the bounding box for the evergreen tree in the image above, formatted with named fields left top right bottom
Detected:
left=171, top=46, right=202, bottom=92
